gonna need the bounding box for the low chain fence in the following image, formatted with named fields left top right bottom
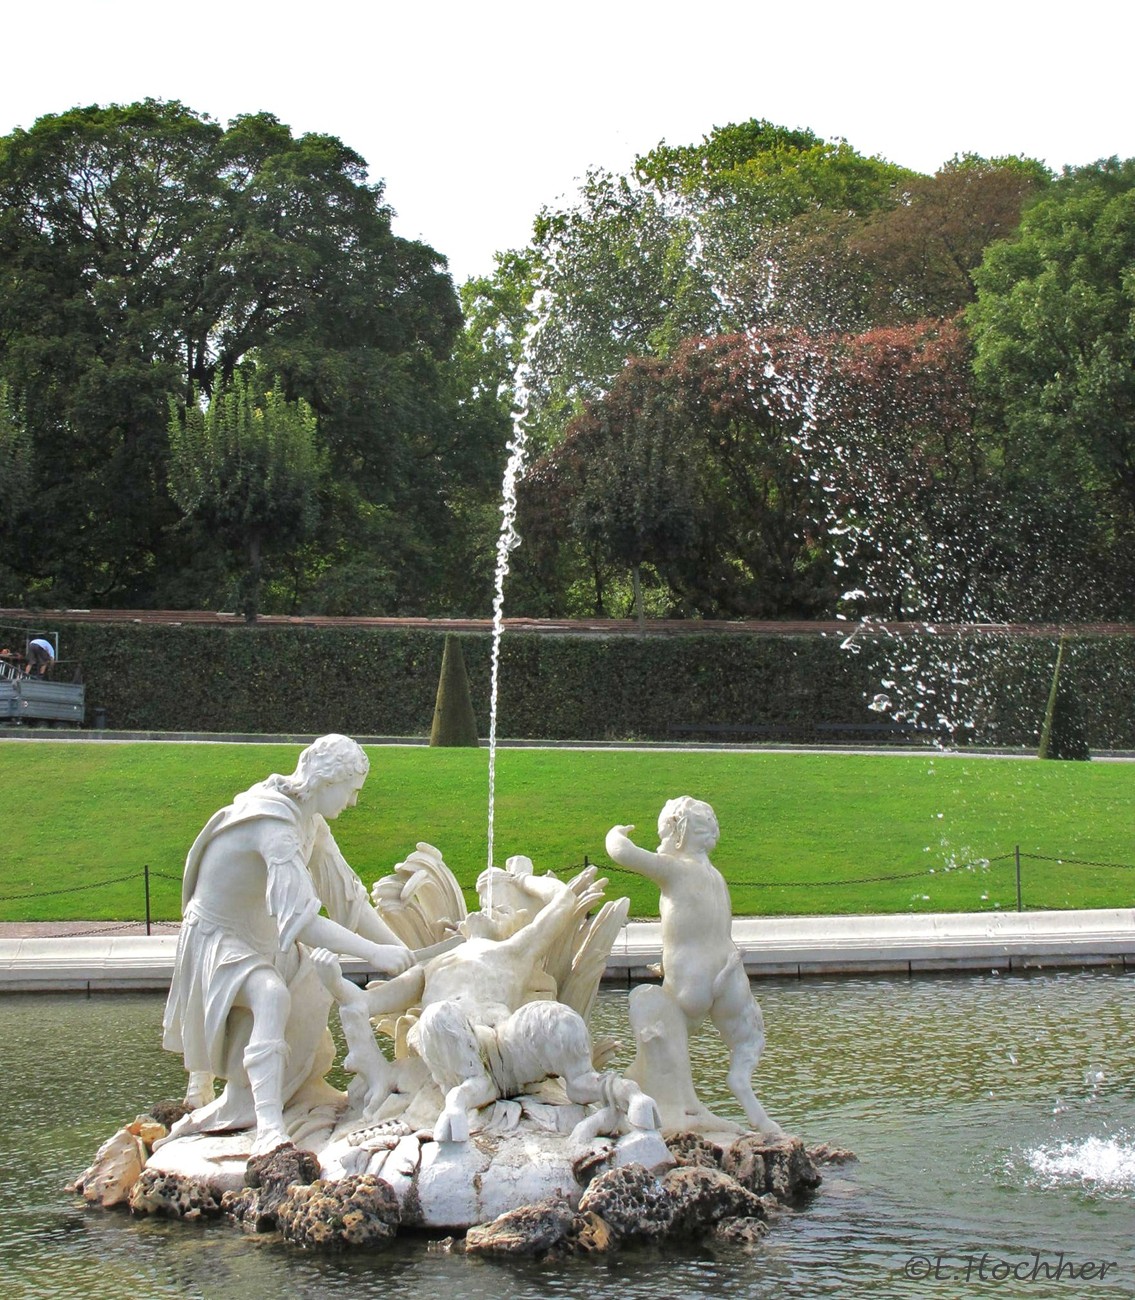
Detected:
left=0, top=866, right=183, bottom=935
left=2, top=850, right=1132, bottom=936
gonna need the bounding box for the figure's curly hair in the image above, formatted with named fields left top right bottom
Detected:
left=658, top=796, right=719, bottom=853
left=265, top=733, right=369, bottom=801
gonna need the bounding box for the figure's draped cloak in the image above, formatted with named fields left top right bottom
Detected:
left=162, top=784, right=368, bottom=1089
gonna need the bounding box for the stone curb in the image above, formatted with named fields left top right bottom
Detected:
left=2, top=909, right=1133, bottom=992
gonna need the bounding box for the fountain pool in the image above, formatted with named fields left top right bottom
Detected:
left=3, top=969, right=1132, bottom=1298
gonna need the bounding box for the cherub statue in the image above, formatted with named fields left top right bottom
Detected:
left=606, top=797, right=781, bottom=1136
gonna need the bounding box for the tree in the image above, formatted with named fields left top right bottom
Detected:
left=540, top=358, right=709, bottom=618
left=523, top=168, right=704, bottom=447
left=636, top=119, right=912, bottom=223
left=0, top=382, right=31, bottom=528
left=634, top=120, right=916, bottom=330
left=168, top=375, right=326, bottom=620
left=816, top=318, right=990, bottom=621
left=517, top=318, right=999, bottom=623
left=969, top=158, right=1135, bottom=514
left=519, top=329, right=835, bottom=619
left=0, top=100, right=462, bottom=609
left=0, top=381, right=33, bottom=601
left=848, top=155, right=1050, bottom=324
left=967, top=158, right=1135, bottom=618
left=468, top=120, right=918, bottom=461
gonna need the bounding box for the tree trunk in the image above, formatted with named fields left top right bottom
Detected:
left=244, top=532, right=262, bottom=623
left=632, top=564, right=645, bottom=632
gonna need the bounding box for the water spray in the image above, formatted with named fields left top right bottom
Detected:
left=485, top=295, right=547, bottom=908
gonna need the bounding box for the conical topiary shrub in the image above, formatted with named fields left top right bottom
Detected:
left=1037, top=638, right=1090, bottom=761
left=429, top=634, right=480, bottom=747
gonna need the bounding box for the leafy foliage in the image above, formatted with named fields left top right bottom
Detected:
left=472, top=120, right=920, bottom=457
left=0, top=100, right=472, bottom=611
left=518, top=319, right=996, bottom=620
left=846, top=155, right=1050, bottom=324
left=168, top=375, right=326, bottom=619
left=0, top=381, right=31, bottom=524
left=970, top=158, right=1135, bottom=512
left=9, top=615, right=1135, bottom=752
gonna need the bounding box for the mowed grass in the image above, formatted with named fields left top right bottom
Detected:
left=1, top=743, right=1132, bottom=921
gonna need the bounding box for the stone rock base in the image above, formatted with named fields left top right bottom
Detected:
left=76, top=1108, right=831, bottom=1258
left=464, top=1134, right=822, bottom=1258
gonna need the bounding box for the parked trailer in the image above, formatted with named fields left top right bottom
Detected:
left=0, top=676, right=85, bottom=726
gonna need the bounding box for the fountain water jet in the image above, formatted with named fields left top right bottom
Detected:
left=484, top=297, right=547, bottom=893
left=485, top=420, right=527, bottom=881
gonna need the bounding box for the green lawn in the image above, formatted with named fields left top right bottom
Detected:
left=1, top=743, right=1132, bottom=921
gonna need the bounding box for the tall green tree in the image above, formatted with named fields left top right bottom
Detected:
left=168, top=376, right=326, bottom=620
left=967, top=157, right=1135, bottom=617
left=0, top=99, right=462, bottom=609
left=970, top=157, right=1135, bottom=513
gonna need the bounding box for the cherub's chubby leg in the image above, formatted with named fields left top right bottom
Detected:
left=710, top=955, right=782, bottom=1136
left=408, top=1000, right=498, bottom=1143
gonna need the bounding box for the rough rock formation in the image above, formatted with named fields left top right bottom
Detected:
left=666, top=1133, right=725, bottom=1169
left=460, top=1132, right=821, bottom=1260
left=147, top=1099, right=193, bottom=1129
left=807, top=1142, right=858, bottom=1166
left=464, top=1197, right=577, bottom=1258
left=712, top=1216, right=769, bottom=1247
left=276, top=1175, right=400, bottom=1249
left=577, top=1164, right=675, bottom=1241
left=128, top=1168, right=223, bottom=1218
left=659, top=1164, right=767, bottom=1237
left=722, top=1134, right=822, bottom=1200
left=223, top=1143, right=321, bottom=1233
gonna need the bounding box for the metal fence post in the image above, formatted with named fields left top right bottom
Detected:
left=1015, top=845, right=1023, bottom=912
left=144, top=864, right=152, bottom=935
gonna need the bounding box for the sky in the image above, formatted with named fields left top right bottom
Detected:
left=3, top=0, right=1134, bottom=284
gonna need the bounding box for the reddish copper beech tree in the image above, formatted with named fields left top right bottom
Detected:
left=518, top=318, right=995, bottom=621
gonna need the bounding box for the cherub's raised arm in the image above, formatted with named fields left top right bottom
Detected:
left=605, top=825, right=676, bottom=886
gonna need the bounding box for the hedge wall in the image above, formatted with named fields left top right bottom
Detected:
left=7, top=618, right=1135, bottom=748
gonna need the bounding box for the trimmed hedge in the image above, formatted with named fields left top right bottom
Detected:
left=6, top=618, right=1135, bottom=747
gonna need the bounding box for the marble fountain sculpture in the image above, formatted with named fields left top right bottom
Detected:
left=72, top=736, right=825, bottom=1255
